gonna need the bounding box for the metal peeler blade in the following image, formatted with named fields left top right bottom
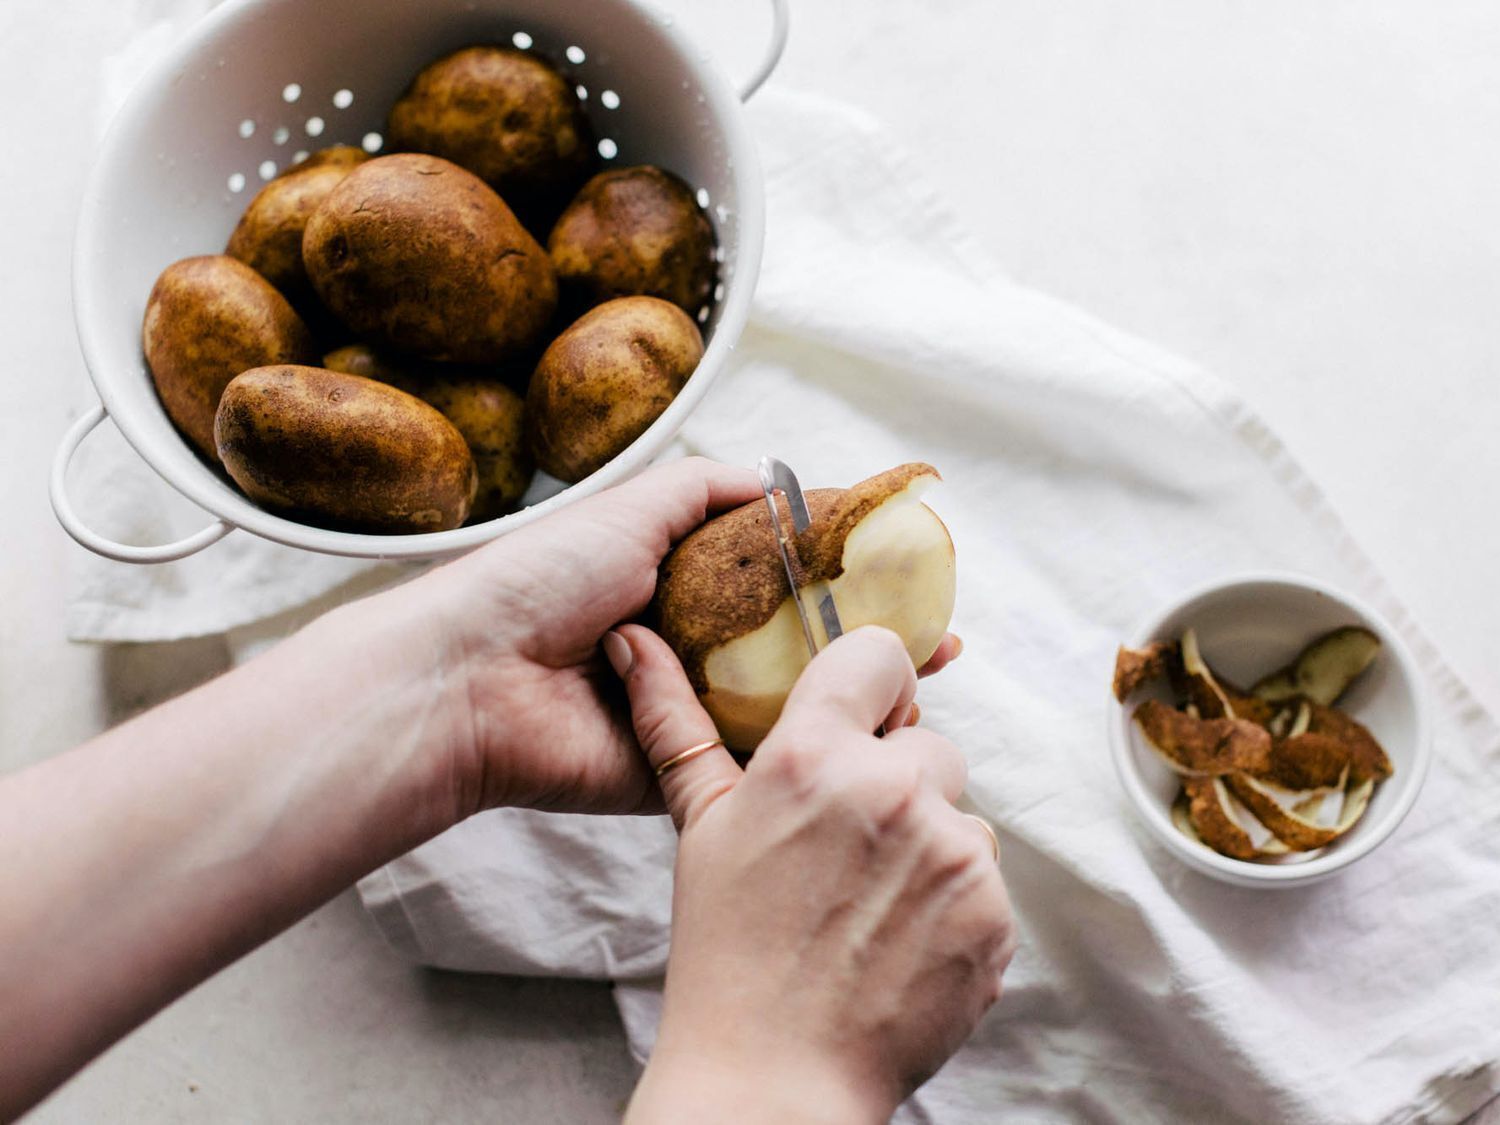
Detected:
left=757, top=456, right=846, bottom=658
left=758, top=456, right=885, bottom=737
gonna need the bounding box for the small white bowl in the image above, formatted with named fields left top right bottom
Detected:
left=1107, top=573, right=1432, bottom=888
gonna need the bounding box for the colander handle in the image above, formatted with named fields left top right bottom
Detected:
left=738, top=0, right=790, bottom=101
left=50, top=403, right=235, bottom=564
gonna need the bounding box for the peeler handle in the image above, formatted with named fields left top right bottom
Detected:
left=738, top=0, right=789, bottom=101
left=50, top=402, right=235, bottom=564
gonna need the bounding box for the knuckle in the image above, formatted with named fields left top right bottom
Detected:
left=908, top=730, right=968, bottom=785
left=869, top=774, right=923, bottom=833
left=755, top=736, right=821, bottom=796
left=845, top=760, right=925, bottom=828
left=981, top=973, right=1004, bottom=1010
left=925, top=821, right=992, bottom=886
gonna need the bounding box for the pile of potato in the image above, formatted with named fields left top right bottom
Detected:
left=142, top=45, right=717, bottom=533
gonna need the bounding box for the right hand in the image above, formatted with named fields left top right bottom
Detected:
left=612, top=625, right=1017, bottom=1124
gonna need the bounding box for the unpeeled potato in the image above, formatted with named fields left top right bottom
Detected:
left=386, top=46, right=593, bottom=230
left=420, top=379, right=532, bottom=520
left=215, top=365, right=476, bottom=533
left=548, top=166, right=716, bottom=315
left=322, top=343, right=425, bottom=395
left=302, top=154, right=557, bottom=363
left=226, top=144, right=369, bottom=313
left=142, top=255, right=316, bottom=461
left=526, top=296, right=703, bottom=483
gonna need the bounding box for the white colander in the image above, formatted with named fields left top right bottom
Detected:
left=52, top=0, right=788, bottom=563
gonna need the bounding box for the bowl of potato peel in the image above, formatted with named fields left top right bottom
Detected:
left=1108, top=574, right=1432, bottom=887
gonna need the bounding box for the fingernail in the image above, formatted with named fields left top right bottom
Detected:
left=906, top=703, right=922, bottom=727
left=602, top=631, right=634, bottom=678
left=951, top=635, right=964, bottom=659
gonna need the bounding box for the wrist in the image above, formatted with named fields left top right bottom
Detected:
left=296, top=580, right=482, bottom=835
left=628, top=1039, right=894, bottom=1125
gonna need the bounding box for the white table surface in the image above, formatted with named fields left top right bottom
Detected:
left=4, top=0, right=1498, bottom=1119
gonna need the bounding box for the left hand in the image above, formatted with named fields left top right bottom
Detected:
left=411, top=457, right=963, bottom=818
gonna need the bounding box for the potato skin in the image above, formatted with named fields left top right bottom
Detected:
left=526, top=296, right=703, bottom=483
left=225, top=147, right=369, bottom=310
left=322, top=343, right=424, bottom=395
left=215, top=365, right=476, bottom=533
left=420, top=379, right=533, bottom=520
left=302, top=153, right=557, bottom=363
left=386, top=46, right=593, bottom=227
left=278, top=144, right=369, bottom=177
left=549, top=166, right=716, bottom=315
left=142, top=255, right=316, bottom=461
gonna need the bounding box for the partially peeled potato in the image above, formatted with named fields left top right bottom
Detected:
left=656, top=464, right=956, bottom=751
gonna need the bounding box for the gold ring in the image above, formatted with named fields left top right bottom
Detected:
left=965, top=814, right=1000, bottom=862
left=655, top=738, right=725, bottom=779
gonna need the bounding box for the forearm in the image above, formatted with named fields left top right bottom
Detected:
left=0, top=584, right=466, bottom=1118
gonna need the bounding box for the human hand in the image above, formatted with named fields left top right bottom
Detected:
left=410, top=457, right=962, bottom=819
left=614, top=625, right=1015, bottom=1124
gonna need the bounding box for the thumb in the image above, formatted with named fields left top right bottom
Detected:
left=603, top=624, right=741, bottom=831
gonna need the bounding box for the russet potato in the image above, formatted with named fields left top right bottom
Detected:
left=322, top=343, right=426, bottom=396
left=656, top=465, right=957, bottom=751
left=214, top=365, right=476, bottom=533
left=302, top=153, right=557, bottom=364
left=323, top=346, right=533, bottom=519
left=386, top=46, right=593, bottom=232
left=419, top=379, right=532, bottom=520
left=549, top=166, right=715, bottom=315
left=225, top=145, right=369, bottom=313
left=525, top=296, right=702, bottom=483
left=142, top=255, right=316, bottom=461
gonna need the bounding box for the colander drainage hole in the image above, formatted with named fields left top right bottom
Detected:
left=361, top=132, right=384, bottom=154
left=597, top=138, right=618, bottom=159
left=575, top=84, right=588, bottom=101
left=512, top=31, right=533, bottom=49
left=696, top=187, right=710, bottom=208
left=238, top=118, right=255, bottom=139
left=282, top=82, right=301, bottom=103
left=600, top=89, right=620, bottom=109
left=566, top=45, right=586, bottom=64
left=305, top=116, right=325, bottom=137
left=258, top=160, right=278, bottom=180
left=272, top=125, right=290, bottom=145
left=332, top=88, right=354, bottom=109
left=227, top=172, right=246, bottom=193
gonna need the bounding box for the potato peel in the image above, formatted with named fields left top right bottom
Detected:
left=1113, top=641, right=1180, bottom=702
left=1224, top=771, right=1347, bottom=851
left=1181, top=777, right=1290, bottom=860
left=1251, top=625, right=1381, bottom=706
left=1180, top=629, right=1236, bottom=719
left=1307, top=703, right=1393, bottom=783
left=1133, top=699, right=1272, bottom=776
left=1261, top=732, right=1354, bottom=791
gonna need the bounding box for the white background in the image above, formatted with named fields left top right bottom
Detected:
left=4, top=0, right=1498, bottom=1119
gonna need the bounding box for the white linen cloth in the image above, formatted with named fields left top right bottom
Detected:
left=72, top=17, right=1500, bottom=1124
